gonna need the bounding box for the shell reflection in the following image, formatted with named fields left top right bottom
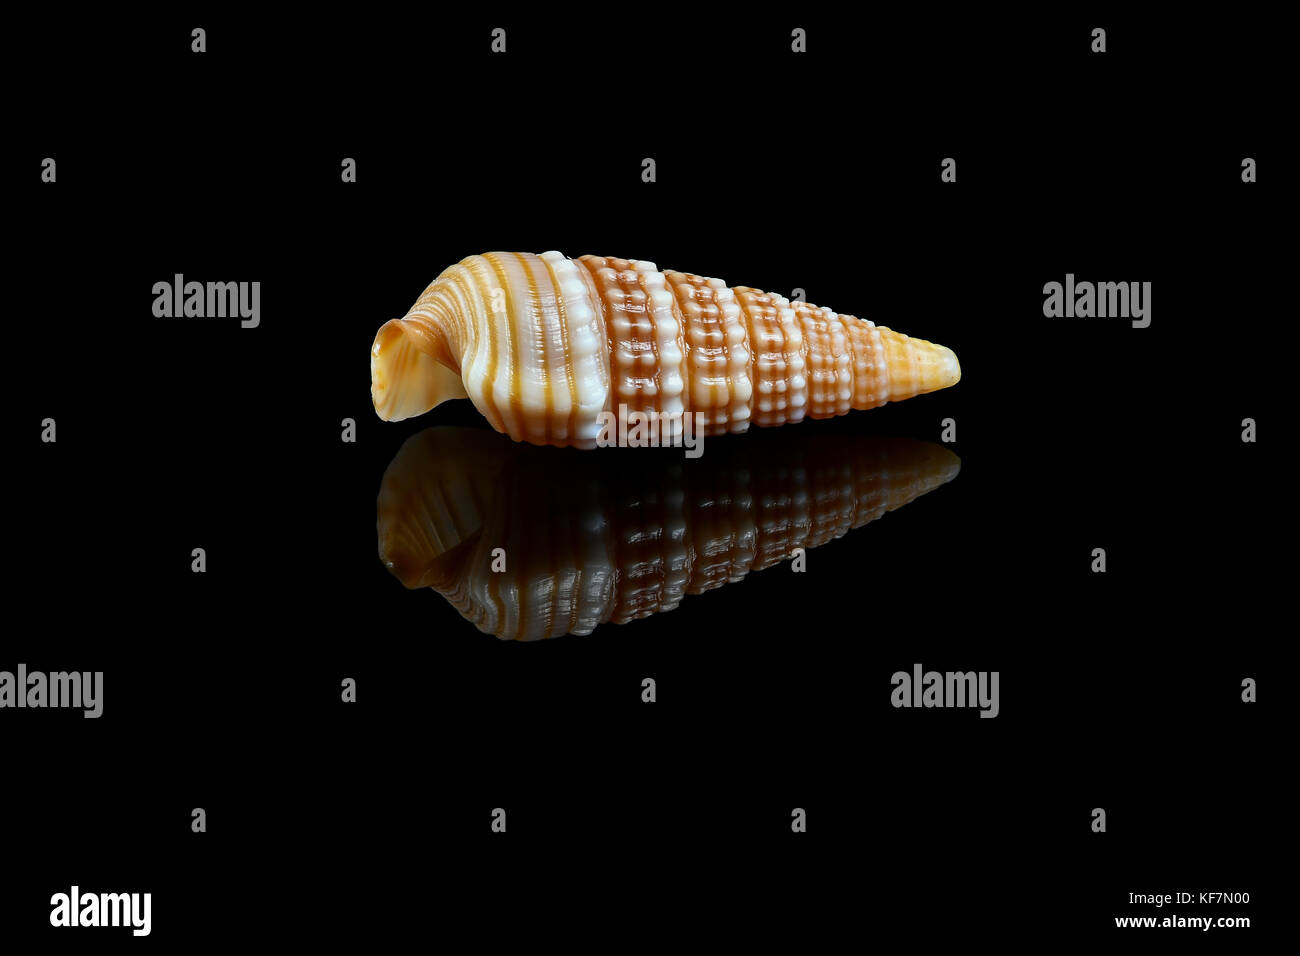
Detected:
left=377, top=428, right=960, bottom=640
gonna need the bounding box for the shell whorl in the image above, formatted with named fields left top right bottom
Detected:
left=370, top=252, right=961, bottom=447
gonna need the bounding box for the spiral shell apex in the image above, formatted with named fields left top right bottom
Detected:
left=370, top=252, right=961, bottom=448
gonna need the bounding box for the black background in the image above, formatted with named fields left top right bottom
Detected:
left=7, top=9, right=1282, bottom=948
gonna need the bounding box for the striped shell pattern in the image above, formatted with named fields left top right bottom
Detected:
left=370, top=252, right=961, bottom=447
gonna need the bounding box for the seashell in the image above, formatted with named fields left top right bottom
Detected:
left=377, top=427, right=961, bottom=640
left=370, top=252, right=961, bottom=447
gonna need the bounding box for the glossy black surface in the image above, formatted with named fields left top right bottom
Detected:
left=8, top=9, right=1282, bottom=947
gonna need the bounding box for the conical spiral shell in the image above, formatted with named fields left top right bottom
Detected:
left=377, top=427, right=961, bottom=641
left=371, top=252, right=961, bottom=447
